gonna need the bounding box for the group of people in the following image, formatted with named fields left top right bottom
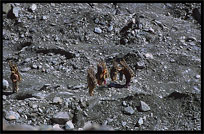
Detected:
left=87, top=58, right=134, bottom=96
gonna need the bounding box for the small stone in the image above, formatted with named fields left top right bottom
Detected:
left=32, top=104, right=38, bottom=109
left=139, top=101, right=151, bottom=112
left=136, top=61, right=145, bottom=69
left=122, top=121, right=127, bottom=127
left=38, top=108, right=43, bottom=113
left=42, top=16, right=47, bottom=20
left=123, top=106, right=135, bottom=115
left=29, top=4, right=37, bottom=12
left=3, top=79, right=9, bottom=90
left=144, top=53, right=153, bottom=59
left=65, top=120, right=74, bottom=130
left=94, top=27, right=102, bottom=34
left=108, top=25, right=113, bottom=32
left=122, top=101, right=127, bottom=106
left=3, top=95, right=7, bottom=100
left=195, top=75, right=200, bottom=79
left=5, top=111, right=20, bottom=121
left=136, top=118, right=143, bottom=126
left=94, top=18, right=99, bottom=24
left=31, top=64, right=38, bottom=69
left=21, top=67, right=31, bottom=72
left=53, top=97, right=63, bottom=104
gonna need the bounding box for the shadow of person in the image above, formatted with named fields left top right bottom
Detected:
left=107, top=82, right=125, bottom=88
left=3, top=91, right=14, bottom=95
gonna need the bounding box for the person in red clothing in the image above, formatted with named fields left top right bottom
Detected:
left=9, top=61, right=21, bottom=93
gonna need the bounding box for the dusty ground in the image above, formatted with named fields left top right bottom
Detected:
left=2, top=3, right=201, bottom=131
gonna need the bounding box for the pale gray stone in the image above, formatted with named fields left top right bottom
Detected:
left=139, top=101, right=151, bottom=112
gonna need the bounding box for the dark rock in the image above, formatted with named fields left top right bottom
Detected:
left=167, top=91, right=190, bottom=99
left=136, top=61, right=145, bottom=69
left=5, top=111, right=20, bottom=121
left=7, top=7, right=20, bottom=19
left=51, top=112, right=73, bottom=125
left=123, top=106, right=135, bottom=115
left=3, top=79, right=9, bottom=90
left=72, top=109, right=85, bottom=128
left=192, top=8, right=201, bottom=24
left=139, top=101, right=150, bottom=112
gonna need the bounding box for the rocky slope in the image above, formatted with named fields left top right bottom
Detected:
left=2, top=3, right=201, bottom=131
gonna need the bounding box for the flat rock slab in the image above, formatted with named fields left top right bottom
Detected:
left=123, top=106, right=135, bottom=115
left=51, top=112, right=72, bottom=124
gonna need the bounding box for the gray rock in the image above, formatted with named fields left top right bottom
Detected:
left=139, top=101, right=151, bottom=112
left=3, top=3, right=12, bottom=14
left=123, top=106, right=135, bottom=115
left=21, top=67, right=31, bottom=72
left=3, top=79, right=9, bottom=90
left=65, top=120, right=74, bottom=130
left=94, top=18, right=99, bottom=24
left=51, top=112, right=72, bottom=124
left=25, top=58, right=31, bottom=62
left=53, top=97, right=63, bottom=104
left=94, top=27, right=102, bottom=34
left=5, top=111, right=20, bottom=121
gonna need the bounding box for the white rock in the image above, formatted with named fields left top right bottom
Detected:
left=30, top=4, right=37, bottom=11
left=53, top=97, right=62, bottom=104
left=3, top=79, right=9, bottom=90
left=65, top=120, right=74, bottom=130
left=144, top=53, right=153, bottom=59
left=195, top=75, right=200, bottom=79
left=137, top=118, right=143, bottom=126
left=94, top=27, right=102, bottom=34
